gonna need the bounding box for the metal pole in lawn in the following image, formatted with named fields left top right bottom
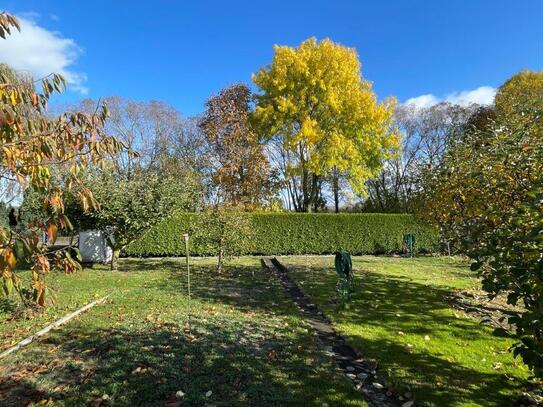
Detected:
left=183, top=233, right=191, bottom=335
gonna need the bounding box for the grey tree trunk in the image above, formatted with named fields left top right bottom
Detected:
left=111, top=249, right=121, bottom=271
left=333, top=172, right=339, bottom=213
left=217, top=244, right=224, bottom=273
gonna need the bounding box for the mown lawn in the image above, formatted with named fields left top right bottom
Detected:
left=281, top=255, right=530, bottom=407
left=0, top=257, right=365, bottom=406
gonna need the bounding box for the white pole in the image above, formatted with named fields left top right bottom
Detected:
left=183, top=233, right=191, bottom=335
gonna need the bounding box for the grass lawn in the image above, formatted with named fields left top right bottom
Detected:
left=281, top=255, right=531, bottom=407
left=0, top=257, right=365, bottom=406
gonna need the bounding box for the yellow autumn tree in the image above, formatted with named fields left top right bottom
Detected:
left=495, top=70, right=543, bottom=119
left=252, top=37, right=399, bottom=212
left=424, top=70, right=543, bottom=246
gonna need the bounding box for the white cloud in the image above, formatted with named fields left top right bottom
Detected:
left=0, top=16, right=87, bottom=94
left=404, top=86, right=496, bottom=109
left=404, top=94, right=440, bottom=109
left=445, top=86, right=496, bottom=106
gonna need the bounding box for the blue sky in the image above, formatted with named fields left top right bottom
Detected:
left=2, top=0, right=543, bottom=115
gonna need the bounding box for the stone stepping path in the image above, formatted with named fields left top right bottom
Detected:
left=262, top=257, right=409, bottom=407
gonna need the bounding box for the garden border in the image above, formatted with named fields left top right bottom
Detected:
left=0, top=294, right=111, bottom=360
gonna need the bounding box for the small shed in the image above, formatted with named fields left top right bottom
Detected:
left=79, top=230, right=112, bottom=263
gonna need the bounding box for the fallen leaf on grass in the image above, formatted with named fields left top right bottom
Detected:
left=47, top=345, right=61, bottom=354
left=186, top=335, right=199, bottom=342
left=131, top=366, right=148, bottom=374
left=267, top=349, right=278, bottom=361
left=53, top=384, right=66, bottom=393
left=133, top=364, right=156, bottom=376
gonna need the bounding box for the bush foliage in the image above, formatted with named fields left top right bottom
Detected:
left=124, top=212, right=438, bottom=257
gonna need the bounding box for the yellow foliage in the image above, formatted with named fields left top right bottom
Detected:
left=253, top=37, right=399, bottom=194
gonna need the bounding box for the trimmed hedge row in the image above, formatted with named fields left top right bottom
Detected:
left=123, top=212, right=439, bottom=257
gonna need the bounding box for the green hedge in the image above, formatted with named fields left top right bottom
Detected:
left=123, top=213, right=439, bottom=257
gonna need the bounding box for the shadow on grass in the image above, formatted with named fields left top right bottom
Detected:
left=1, top=258, right=363, bottom=406
left=0, top=298, right=17, bottom=314
left=356, top=337, right=523, bottom=407
left=132, top=258, right=299, bottom=317
left=2, top=320, right=361, bottom=406
left=285, top=261, right=526, bottom=407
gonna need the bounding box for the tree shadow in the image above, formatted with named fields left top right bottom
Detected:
left=0, top=298, right=16, bottom=314
left=136, top=258, right=299, bottom=318
left=343, top=334, right=524, bottom=407
left=283, top=259, right=528, bottom=407
left=1, top=258, right=364, bottom=406
left=2, top=320, right=362, bottom=406
left=0, top=377, right=49, bottom=405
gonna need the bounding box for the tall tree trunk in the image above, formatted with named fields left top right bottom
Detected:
left=302, top=168, right=310, bottom=212
left=310, top=174, right=322, bottom=212
left=110, top=248, right=121, bottom=271
left=217, top=238, right=224, bottom=273
left=332, top=169, right=339, bottom=213
left=299, top=142, right=310, bottom=212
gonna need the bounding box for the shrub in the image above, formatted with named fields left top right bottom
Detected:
left=470, top=184, right=543, bottom=381
left=192, top=208, right=255, bottom=272
left=124, top=212, right=438, bottom=257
